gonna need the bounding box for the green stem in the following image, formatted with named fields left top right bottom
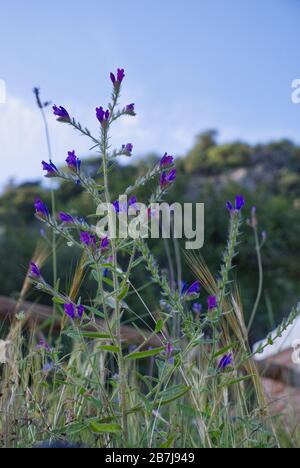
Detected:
left=101, top=95, right=129, bottom=442
left=39, top=104, right=58, bottom=335
left=247, top=227, right=263, bottom=333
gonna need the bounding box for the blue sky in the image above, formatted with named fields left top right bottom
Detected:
left=0, top=0, right=300, bottom=187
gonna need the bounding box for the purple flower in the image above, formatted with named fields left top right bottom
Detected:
left=42, top=160, right=58, bottom=177
left=113, top=197, right=137, bottom=214
left=192, top=303, right=202, bottom=314
left=53, top=105, right=70, bottom=122
left=112, top=200, right=120, bottom=213
left=64, top=303, right=75, bottom=319
left=226, top=201, right=234, bottom=212
left=218, top=353, right=233, bottom=370
left=100, top=236, right=110, bottom=252
left=42, top=361, right=53, bottom=374
left=160, top=169, right=177, bottom=190
left=34, top=198, right=49, bottom=218
left=226, top=195, right=245, bottom=213
left=165, top=342, right=174, bottom=365
left=125, top=103, right=135, bottom=115
left=110, top=68, right=125, bottom=86
left=180, top=281, right=188, bottom=295
left=96, top=106, right=110, bottom=124
left=80, top=231, right=97, bottom=248
left=59, top=212, right=74, bottom=223
left=208, top=295, right=218, bottom=310
left=77, top=305, right=85, bottom=319
left=122, top=143, right=133, bottom=155
left=66, top=150, right=81, bottom=172
left=64, top=303, right=84, bottom=320
left=35, top=339, right=51, bottom=353
left=117, top=68, right=125, bottom=82
left=186, top=281, right=201, bottom=296
left=110, top=73, right=116, bottom=84
left=30, top=261, right=41, bottom=278
left=160, top=153, right=174, bottom=168
left=235, top=195, right=245, bottom=211
left=128, top=196, right=138, bottom=210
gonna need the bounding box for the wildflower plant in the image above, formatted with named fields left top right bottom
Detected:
left=4, top=68, right=299, bottom=449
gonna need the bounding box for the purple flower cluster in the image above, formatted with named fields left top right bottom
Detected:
left=42, top=160, right=59, bottom=177
left=80, top=231, right=110, bottom=253
left=100, top=236, right=110, bottom=252
left=122, top=143, right=133, bottom=155
left=186, top=281, right=201, bottom=296
left=160, top=169, right=177, bottom=190
left=34, top=198, right=49, bottom=218
left=96, top=106, right=110, bottom=126
left=208, top=295, right=217, bottom=311
left=218, top=353, right=233, bottom=370
left=226, top=195, right=245, bottom=214
left=29, top=261, right=42, bottom=278
left=64, top=303, right=85, bottom=320
left=110, top=68, right=125, bottom=87
left=35, top=339, right=51, bottom=353
left=125, top=103, right=135, bottom=115
left=80, top=231, right=97, bottom=248
left=160, top=153, right=174, bottom=168
left=112, top=196, right=137, bottom=213
left=66, top=150, right=81, bottom=172
left=53, top=105, right=70, bottom=122
left=59, top=212, right=74, bottom=224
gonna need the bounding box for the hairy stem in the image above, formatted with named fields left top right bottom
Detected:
left=101, top=96, right=129, bottom=442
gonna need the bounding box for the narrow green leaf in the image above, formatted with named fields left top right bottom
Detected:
left=125, top=346, right=164, bottom=360
left=156, top=386, right=192, bottom=407
left=118, top=284, right=129, bottom=301
left=52, top=296, right=65, bottom=305
left=155, top=319, right=164, bottom=333
left=82, top=332, right=113, bottom=340
left=218, top=374, right=254, bottom=389
left=90, top=422, right=122, bottom=433
left=98, top=345, right=120, bottom=353
left=213, top=343, right=236, bottom=359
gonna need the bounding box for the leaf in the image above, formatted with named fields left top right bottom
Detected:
left=97, top=345, right=120, bottom=353
left=131, top=257, right=144, bottom=268
left=102, top=276, right=114, bottom=288
left=155, top=385, right=192, bottom=407
left=218, top=374, right=254, bottom=389
left=213, top=343, right=236, bottom=359
left=155, top=319, right=164, bottom=333
left=52, top=296, right=65, bottom=305
left=81, top=332, right=113, bottom=340
left=125, top=347, right=164, bottom=360
left=84, top=306, right=105, bottom=319
left=103, top=293, right=129, bottom=310
left=90, top=422, right=122, bottom=434
left=118, top=284, right=129, bottom=301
